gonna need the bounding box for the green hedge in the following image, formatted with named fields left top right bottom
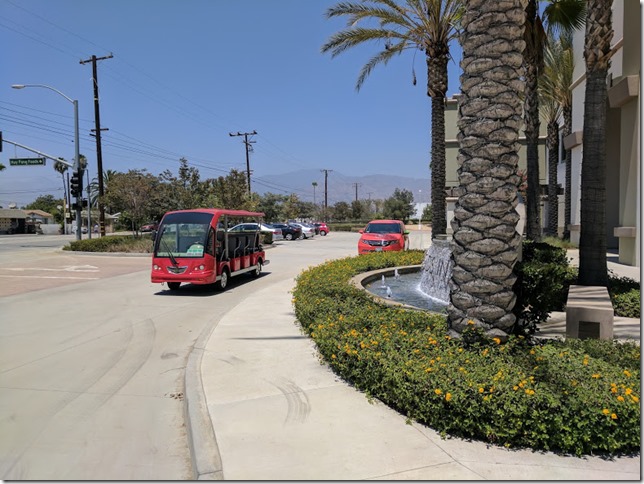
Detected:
left=64, top=235, right=153, bottom=253
left=293, top=250, right=640, bottom=456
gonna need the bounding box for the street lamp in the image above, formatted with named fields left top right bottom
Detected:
left=418, top=190, right=422, bottom=231
left=12, top=83, right=82, bottom=240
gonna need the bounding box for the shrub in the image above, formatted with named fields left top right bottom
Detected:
left=293, top=251, right=640, bottom=456
left=611, top=289, right=640, bottom=318
left=513, top=241, right=576, bottom=335
left=64, top=235, right=153, bottom=253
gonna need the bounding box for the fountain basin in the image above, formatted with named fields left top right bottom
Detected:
left=349, top=265, right=448, bottom=313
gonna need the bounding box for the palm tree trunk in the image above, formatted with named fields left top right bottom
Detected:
left=523, top=0, right=542, bottom=241
left=546, top=119, right=559, bottom=236
left=563, top=105, right=572, bottom=240
left=448, top=0, right=526, bottom=341
left=430, top=95, right=447, bottom=237
left=579, top=0, right=612, bottom=286
left=427, top=47, right=449, bottom=238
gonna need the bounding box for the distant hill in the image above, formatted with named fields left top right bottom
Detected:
left=252, top=169, right=431, bottom=204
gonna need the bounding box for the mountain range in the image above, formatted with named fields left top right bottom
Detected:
left=252, top=169, right=431, bottom=205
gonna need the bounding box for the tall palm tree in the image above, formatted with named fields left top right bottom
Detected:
left=54, top=159, right=69, bottom=206
left=447, top=0, right=526, bottom=340
left=578, top=0, right=612, bottom=286
left=538, top=32, right=573, bottom=237
left=321, top=0, right=463, bottom=238
left=523, top=0, right=585, bottom=241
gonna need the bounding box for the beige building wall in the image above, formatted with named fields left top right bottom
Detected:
left=568, top=0, right=640, bottom=266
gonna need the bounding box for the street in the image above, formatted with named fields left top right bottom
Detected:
left=0, top=231, right=370, bottom=479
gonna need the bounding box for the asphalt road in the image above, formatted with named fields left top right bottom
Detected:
left=0, top=231, right=367, bottom=480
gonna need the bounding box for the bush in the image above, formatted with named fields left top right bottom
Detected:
left=64, top=235, right=153, bottom=253
left=293, top=251, right=640, bottom=456
left=513, top=241, right=577, bottom=335
left=327, top=223, right=363, bottom=232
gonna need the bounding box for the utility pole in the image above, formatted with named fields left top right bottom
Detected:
left=229, top=130, right=257, bottom=195
left=312, top=181, right=318, bottom=205
left=352, top=182, right=361, bottom=202
left=320, top=169, right=333, bottom=221
left=80, top=53, right=113, bottom=237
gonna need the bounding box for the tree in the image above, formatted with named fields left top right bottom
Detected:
left=332, top=201, right=351, bottom=221
left=54, top=159, right=69, bottom=206
left=383, top=188, right=414, bottom=222
left=103, top=169, right=161, bottom=233
left=158, top=158, right=207, bottom=210
left=578, top=0, right=612, bottom=286
left=448, top=0, right=525, bottom=341
left=322, top=0, right=463, bottom=239
left=211, top=169, right=249, bottom=210
left=522, top=0, right=586, bottom=241
left=351, top=200, right=367, bottom=221
left=539, top=32, right=572, bottom=237
left=421, top=204, right=433, bottom=223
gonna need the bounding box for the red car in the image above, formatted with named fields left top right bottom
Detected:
left=358, top=220, right=409, bottom=254
left=314, top=222, right=330, bottom=236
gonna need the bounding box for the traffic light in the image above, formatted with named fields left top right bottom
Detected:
left=70, top=171, right=82, bottom=198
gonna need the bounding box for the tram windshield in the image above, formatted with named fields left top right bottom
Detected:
left=155, top=211, right=214, bottom=258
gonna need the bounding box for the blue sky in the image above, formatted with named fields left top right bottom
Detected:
left=1, top=0, right=462, bottom=207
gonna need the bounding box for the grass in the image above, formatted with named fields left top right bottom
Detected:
left=292, top=251, right=640, bottom=456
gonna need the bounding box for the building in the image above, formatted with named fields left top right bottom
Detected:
left=566, top=0, right=640, bottom=267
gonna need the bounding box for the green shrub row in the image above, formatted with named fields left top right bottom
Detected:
left=64, top=235, right=154, bottom=253
left=292, top=250, right=640, bottom=456
left=327, top=223, right=364, bottom=232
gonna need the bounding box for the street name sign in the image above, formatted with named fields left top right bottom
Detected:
left=10, top=157, right=46, bottom=166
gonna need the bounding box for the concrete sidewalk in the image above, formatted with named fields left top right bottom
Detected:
left=186, top=244, right=640, bottom=480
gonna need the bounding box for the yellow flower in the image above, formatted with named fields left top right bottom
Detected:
left=611, top=387, right=618, bottom=394
left=479, top=387, right=484, bottom=393
left=625, top=388, right=633, bottom=395
left=513, top=385, right=519, bottom=391
left=602, top=408, right=610, bottom=415
left=611, top=413, right=618, bottom=420
left=331, top=354, right=336, bottom=359
left=445, top=393, right=452, bottom=402
left=529, top=349, right=536, bottom=355
left=631, top=396, right=639, bottom=403
left=624, top=370, right=632, bottom=377
left=493, top=337, right=501, bottom=345
left=617, top=396, right=625, bottom=402
left=592, top=374, right=601, bottom=379
left=467, top=320, right=475, bottom=326
left=525, top=389, right=535, bottom=396
left=434, top=389, right=443, bottom=395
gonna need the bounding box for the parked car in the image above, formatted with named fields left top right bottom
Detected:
left=290, top=223, right=315, bottom=239
left=140, top=222, right=159, bottom=233
left=229, top=223, right=284, bottom=241
left=358, top=219, right=409, bottom=254
left=314, top=222, right=330, bottom=236
left=271, top=223, right=302, bottom=241
left=303, top=222, right=320, bottom=235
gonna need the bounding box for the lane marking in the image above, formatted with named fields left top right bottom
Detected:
left=0, top=275, right=99, bottom=280
left=3, top=265, right=100, bottom=273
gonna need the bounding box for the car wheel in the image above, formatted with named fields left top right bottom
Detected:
left=285, top=233, right=293, bottom=241
left=320, top=230, right=327, bottom=236
left=216, top=269, right=230, bottom=291
left=167, top=282, right=181, bottom=291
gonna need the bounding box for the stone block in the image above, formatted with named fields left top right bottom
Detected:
left=565, top=285, right=614, bottom=340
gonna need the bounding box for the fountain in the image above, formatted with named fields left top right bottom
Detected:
left=419, top=237, right=453, bottom=303
left=358, top=236, right=453, bottom=313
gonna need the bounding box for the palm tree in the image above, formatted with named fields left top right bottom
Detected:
left=522, top=0, right=585, bottom=241
left=321, top=0, right=463, bottom=239
left=578, top=0, right=612, bottom=286
left=539, top=32, right=573, bottom=237
left=447, top=0, right=525, bottom=340
left=54, top=159, right=69, bottom=205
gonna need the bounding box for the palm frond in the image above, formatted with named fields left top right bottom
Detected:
left=543, top=0, right=586, bottom=36
left=356, top=41, right=407, bottom=90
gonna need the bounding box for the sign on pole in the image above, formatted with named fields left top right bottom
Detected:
left=9, top=157, right=46, bottom=166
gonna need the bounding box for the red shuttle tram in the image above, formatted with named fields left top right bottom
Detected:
left=151, top=208, right=269, bottom=291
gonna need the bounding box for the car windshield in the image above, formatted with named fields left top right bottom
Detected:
left=365, top=223, right=402, bottom=234
left=155, top=212, right=212, bottom=258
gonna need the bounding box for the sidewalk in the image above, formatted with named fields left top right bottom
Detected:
left=187, top=251, right=641, bottom=480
